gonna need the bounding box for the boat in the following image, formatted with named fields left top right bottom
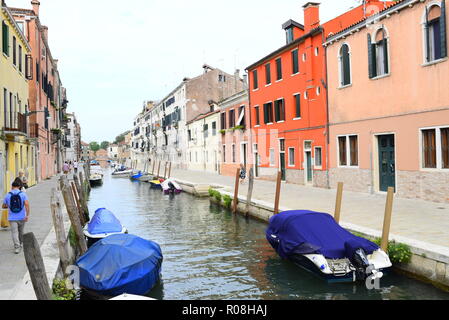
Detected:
left=150, top=180, right=163, bottom=190
left=138, top=175, right=152, bottom=182
left=76, top=233, right=163, bottom=298
left=83, top=208, right=128, bottom=248
left=266, top=210, right=392, bottom=283
left=161, top=178, right=183, bottom=194
left=89, top=169, right=104, bottom=187
left=130, top=171, right=144, bottom=180
left=111, top=165, right=133, bottom=177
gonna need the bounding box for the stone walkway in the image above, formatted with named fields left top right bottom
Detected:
left=0, top=176, right=59, bottom=300
left=171, top=169, right=449, bottom=248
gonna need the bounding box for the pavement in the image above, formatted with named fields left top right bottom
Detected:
left=171, top=169, right=449, bottom=249
left=0, top=176, right=59, bottom=300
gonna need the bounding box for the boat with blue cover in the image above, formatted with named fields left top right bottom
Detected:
left=76, top=233, right=163, bottom=298
left=266, top=210, right=392, bottom=283
left=130, top=171, right=144, bottom=180
left=83, top=208, right=128, bottom=248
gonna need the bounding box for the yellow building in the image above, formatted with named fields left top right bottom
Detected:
left=1, top=3, right=35, bottom=201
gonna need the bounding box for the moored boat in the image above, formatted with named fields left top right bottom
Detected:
left=83, top=208, right=128, bottom=248
left=89, top=171, right=104, bottom=187
left=150, top=180, right=163, bottom=190
left=111, top=165, right=133, bottom=177
left=131, top=171, right=144, bottom=180
left=161, top=178, right=182, bottom=194
left=76, top=234, right=163, bottom=298
left=266, top=210, right=392, bottom=283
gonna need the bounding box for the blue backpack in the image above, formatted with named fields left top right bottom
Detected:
left=9, top=192, right=23, bottom=214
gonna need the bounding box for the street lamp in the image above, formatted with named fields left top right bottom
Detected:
left=25, top=107, right=51, bottom=120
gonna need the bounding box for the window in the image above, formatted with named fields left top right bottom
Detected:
left=294, top=94, right=301, bottom=118
left=232, top=144, right=236, bottom=163
left=424, top=4, right=447, bottom=63
left=274, top=99, right=285, bottom=122
left=288, top=148, right=295, bottom=166
left=212, top=122, right=217, bottom=136
left=265, top=63, right=271, bottom=85
left=223, top=145, right=226, bottom=163
left=2, top=22, right=9, bottom=56
left=254, top=106, right=260, bottom=125
left=286, top=28, right=294, bottom=44
left=263, top=102, right=274, bottom=124
left=18, top=45, right=23, bottom=72
left=229, top=109, right=235, bottom=128
left=338, top=135, right=358, bottom=167
left=368, top=29, right=389, bottom=78
left=237, top=106, right=245, bottom=127
left=275, top=58, right=282, bottom=81
left=315, top=147, right=322, bottom=167
left=292, top=49, right=299, bottom=74
left=25, top=54, right=33, bottom=79
left=422, top=127, right=449, bottom=169
left=220, top=112, right=226, bottom=130
left=339, top=44, right=351, bottom=86
left=13, top=36, right=16, bottom=65
left=253, top=70, right=258, bottom=90
left=203, top=124, right=209, bottom=139
left=280, top=139, right=285, bottom=152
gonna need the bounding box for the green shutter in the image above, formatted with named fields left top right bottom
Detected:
left=367, top=34, right=375, bottom=78
left=383, top=38, right=389, bottom=74
left=342, top=45, right=351, bottom=85
left=2, top=22, right=9, bottom=56
left=441, top=0, right=447, bottom=58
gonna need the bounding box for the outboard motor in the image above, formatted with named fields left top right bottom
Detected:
left=168, top=182, right=176, bottom=194
left=345, top=240, right=374, bottom=281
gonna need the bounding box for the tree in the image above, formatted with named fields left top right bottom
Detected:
left=89, top=142, right=100, bottom=153
left=100, top=141, right=110, bottom=150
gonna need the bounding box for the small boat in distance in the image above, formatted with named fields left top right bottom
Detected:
left=150, top=180, right=163, bottom=190
left=131, top=171, right=144, bottom=181
left=161, top=178, right=182, bottom=194
left=266, top=210, right=392, bottom=283
left=89, top=166, right=104, bottom=187
left=77, top=234, right=163, bottom=298
left=83, top=208, right=128, bottom=248
left=112, top=165, right=133, bottom=178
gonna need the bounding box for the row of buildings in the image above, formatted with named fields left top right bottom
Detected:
left=0, top=0, right=79, bottom=196
left=128, top=0, right=448, bottom=204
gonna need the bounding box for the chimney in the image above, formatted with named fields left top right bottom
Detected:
left=234, top=69, right=240, bottom=92
left=31, top=0, right=40, bottom=16
left=303, top=2, right=320, bottom=33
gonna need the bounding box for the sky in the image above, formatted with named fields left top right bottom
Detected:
left=9, top=0, right=367, bottom=143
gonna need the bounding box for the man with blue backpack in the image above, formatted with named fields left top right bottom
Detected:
left=2, top=178, right=30, bottom=254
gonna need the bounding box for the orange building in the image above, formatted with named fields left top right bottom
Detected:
left=246, top=1, right=390, bottom=187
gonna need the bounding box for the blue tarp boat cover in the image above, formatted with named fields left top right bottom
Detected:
left=266, top=210, right=379, bottom=260
left=131, top=172, right=143, bottom=180
left=76, top=234, right=163, bottom=296
left=87, top=208, right=123, bottom=235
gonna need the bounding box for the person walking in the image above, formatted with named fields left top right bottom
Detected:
left=239, top=164, right=247, bottom=184
left=74, top=160, right=79, bottom=174
left=63, top=162, right=70, bottom=175
left=18, top=170, right=29, bottom=190
left=2, top=179, right=30, bottom=254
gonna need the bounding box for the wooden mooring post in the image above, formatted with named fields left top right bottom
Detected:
left=334, top=182, right=344, bottom=224
left=245, top=168, right=254, bottom=217
left=74, top=173, right=89, bottom=222
left=70, top=182, right=85, bottom=226
left=23, top=232, right=53, bottom=300
left=50, top=189, right=71, bottom=275
left=381, top=187, right=395, bottom=252
left=273, top=171, right=282, bottom=215
left=232, top=168, right=240, bottom=214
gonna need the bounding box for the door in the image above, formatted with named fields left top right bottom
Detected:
left=378, top=134, right=396, bottom=192
left=254, top=152, right=259, bottom=177
left=280, top=153, right=286, bottom=181
left=305, top=151, right=313, bottom=183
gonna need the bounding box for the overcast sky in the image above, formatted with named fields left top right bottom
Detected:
left=10, top=0, right=367, bottom=143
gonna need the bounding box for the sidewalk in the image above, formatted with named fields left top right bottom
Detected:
left=0, top=176, right=58, bottom=300
left=171, top=169, right=449, bottom=249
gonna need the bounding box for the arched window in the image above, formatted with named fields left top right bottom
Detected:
left=368, top=28, right=389, bottom=78
left=424, top=2, right=447, bottom=62
left=339, top=44, right=351, bottom=86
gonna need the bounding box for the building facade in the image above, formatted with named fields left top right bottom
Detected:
left=325, top=0, right=449, bottom=203
left=63, top=112, right=80, bottom=163
left=1, top=1, right=36, bottom=195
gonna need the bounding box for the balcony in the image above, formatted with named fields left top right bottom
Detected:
left=4, top=113, right=28, bottom=137
left=29, top=123, right=39, bottom=139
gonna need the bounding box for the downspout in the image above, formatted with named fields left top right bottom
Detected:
left=323, top=31, right=331, bottom=190
left=246, top=70, right=254, bottom=172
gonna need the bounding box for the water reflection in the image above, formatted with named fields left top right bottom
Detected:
left=86, top=170, right=449, bottom=300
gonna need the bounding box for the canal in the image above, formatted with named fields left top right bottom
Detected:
left=87, top=170, right=449, bottom=300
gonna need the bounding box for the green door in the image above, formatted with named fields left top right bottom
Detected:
left=280, top=153, right=286, bottom=181
left=378, top=135, right=396, bottom=192
left=306, top=151, right=313, bottom=183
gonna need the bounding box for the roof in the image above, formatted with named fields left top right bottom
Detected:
left=282, top=19, right=304, bottom=30
left=186, top=109, right=220, bottom=125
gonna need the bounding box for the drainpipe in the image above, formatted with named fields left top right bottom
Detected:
left=323, top=31, right=331, bottom=190
left=245, top=70, right=253, bottom=173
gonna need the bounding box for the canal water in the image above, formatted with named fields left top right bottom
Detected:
left=86, top=170, right=449, bottom=300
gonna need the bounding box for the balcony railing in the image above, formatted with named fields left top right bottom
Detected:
left=29, top=123, right=39, bottom=138
left=4, top=113, right=27, bottom=136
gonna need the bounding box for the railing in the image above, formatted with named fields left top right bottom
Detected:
left=4, top=113, right=28, bottom=135
left=29, top=123, right=39, bottom=138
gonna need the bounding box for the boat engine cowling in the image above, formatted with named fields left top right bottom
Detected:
left=344, top=241, right=374, bottom=281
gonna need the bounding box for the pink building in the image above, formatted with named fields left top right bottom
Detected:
left=325, top=0, right=448, bottom=203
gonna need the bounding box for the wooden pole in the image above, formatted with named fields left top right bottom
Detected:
left=60, top=177, right=88, bottom=255
left=245, top=168, right=254, bottom=217
left=232, top=168, right=240, bottom=214
left=70, top=182, right=85, bottom=226
left=334, top=182, right=344, bottom=224
left=50, top=189, right=71, bottom=274
left=381, top=187, right=395, bottom=252
left=74, top=174, right=89, bottom=222
left=168, top=162, right=172, bottom=179
left=273, top=171, right=282, bottom=215
left=157, top=161, right=161, bottom=179
left=23, top=232, right=53, bottom=300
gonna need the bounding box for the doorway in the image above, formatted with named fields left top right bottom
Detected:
left=304, top=141, right=313, bottom=185
left=378, top=134, right=396, bottom=192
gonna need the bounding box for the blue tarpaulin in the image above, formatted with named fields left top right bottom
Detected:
left=87, top=208, right=123, bottom=235
left=266, top=210, right=379, bottom=260
left=76, top=234, right=163, bottom=297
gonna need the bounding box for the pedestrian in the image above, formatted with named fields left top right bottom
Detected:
left=74, top=160, right=79, bottom=174
left=2, top=178, right=30, bottom=254
left=18, top=170, right=29, bottom=190
left=63, top=162, right=70, bottom=174
left=239, top=164, right=247, bottom=184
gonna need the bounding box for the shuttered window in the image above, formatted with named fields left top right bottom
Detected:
left=254, top=106, right=260, bottom=126
left=13, top=36, right=16, bottom=65
left=338, top=137, right=347, bottom=166
left=265, top=63, right=271, bottom=85
left=349, top=136, right=358, bottom=166
left=294, top=94, right=301, bottom=118
left=263, top=103, right=273, bottom=124
left=229, top=109, right=235, bottom=128
left=292, top=49, right=299, bottom=74
left=18, top=45, right=23, bottom=72
left=2, top=22, right=9, bottom=56
left=274, top=99, right=285, bottom=122
left=253, top=70, right=258, bottom=90
left=425, top=3, right=447, bottom=62
left=220, top=112, right=226, bottom=130
left=422, top=129, right=437, bottom=168
left=339, top=44, right=351, bottom=86
left=276, top=58, right=282, bottom=81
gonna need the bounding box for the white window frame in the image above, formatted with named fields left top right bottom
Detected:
left=419, top=125, right=449, bottom=171
left=370, top=26, right=391, bottom=80
left=288, top=147, right=295, bottom=167
left=421, top=1, right=448, bottom=66
left=337, top=134, right=359, bottom=168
